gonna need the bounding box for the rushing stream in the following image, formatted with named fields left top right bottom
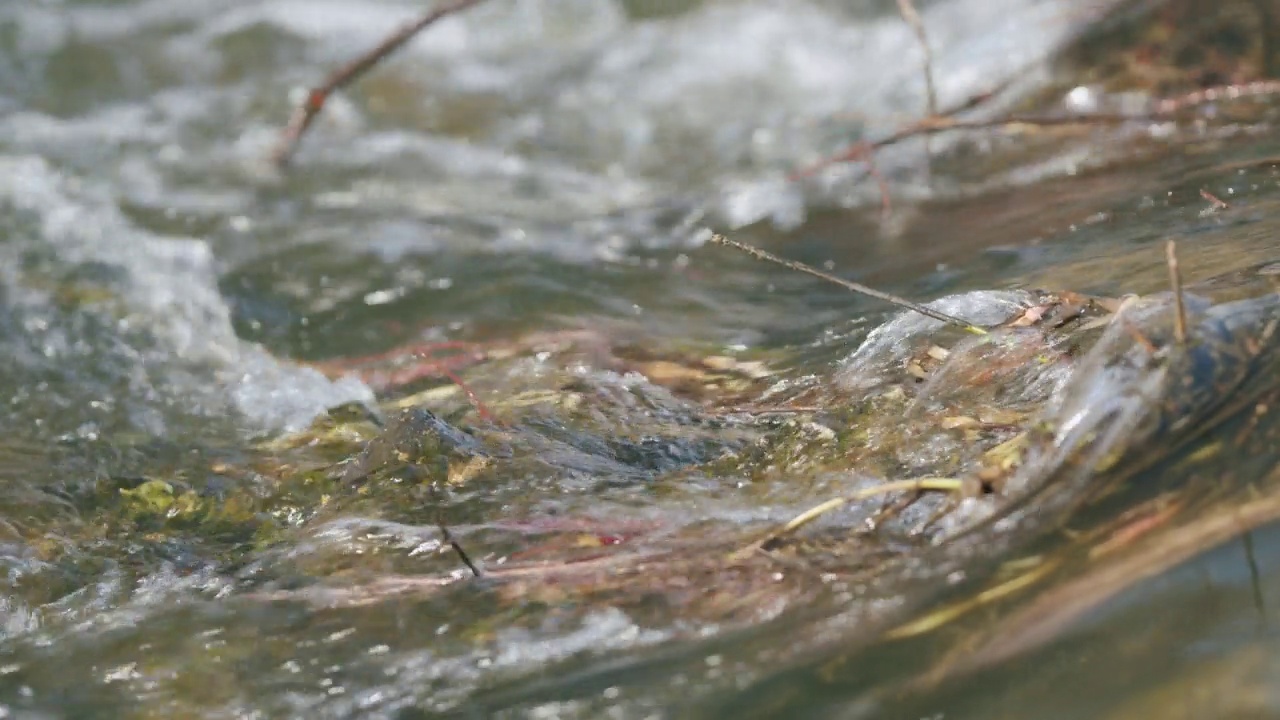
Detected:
left=0, top=0, right=1279, bottom=717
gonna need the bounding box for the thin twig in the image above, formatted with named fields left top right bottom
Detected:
left=1165, top=240, right=1187, bottom=345
left=795, top=111, right=1148, bottom=179
left=709, top=234, right=988, bottom=335
left=822, top=78, right=1017, bottom=136
left=1243, top=530, right=1267, bottom=628
left=886, top=555, right=1059, bottom=639
left=431, top=480, right=484, bottom=577
left=1153, top=79, right=1280, bottom=114
left=801, top=78, right=1280, bottom=182
left=732, top=477, right=964, bottom=558
left=894, top=0, right=937, bottom=181
left=439, top=521, right=484, bottom=577
left=440, top=366, right=496, bottom=423
left=271, top=0, right=491, bottom=167
left=863, top=144, right=894, bottom=222
left=795, top=79, right=1017, bottom=212
left=895, top=0, right=937, bottom=120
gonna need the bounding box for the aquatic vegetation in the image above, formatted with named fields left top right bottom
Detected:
left=239, top=240, right=1278, bottom=636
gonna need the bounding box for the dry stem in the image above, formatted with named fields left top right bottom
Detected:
left=710, top=234, right=988, bottom=335
left=798, top=78, right=1280, bottom=209
left=733, top=477, right=964, bottom=559
left=895, top=0, right=937, bottom=182
left=272, top=0, right=492, bottom=167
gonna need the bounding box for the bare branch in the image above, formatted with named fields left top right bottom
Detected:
left=709, top=234, right=988, bottom=335
left=272, top=0, right=492, bottom=168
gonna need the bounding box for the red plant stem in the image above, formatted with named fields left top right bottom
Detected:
left=440, top=366, right=495, bottom=423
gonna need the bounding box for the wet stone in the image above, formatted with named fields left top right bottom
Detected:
left=336, top=408, right=488, bottom=484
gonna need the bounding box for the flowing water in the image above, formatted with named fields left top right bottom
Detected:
left=0, top=0, right=1278, bottom=717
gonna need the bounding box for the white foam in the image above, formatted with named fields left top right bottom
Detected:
left=0, top=155, right=371, bottom=435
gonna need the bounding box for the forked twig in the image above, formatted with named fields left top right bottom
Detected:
left=797, top=78, right=1280, bottom=194
left=272, top=0, right=492, bottom=167
left=710, top=234, right=988, bottom=334
left=795, top=111, right=1146, bottom=179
